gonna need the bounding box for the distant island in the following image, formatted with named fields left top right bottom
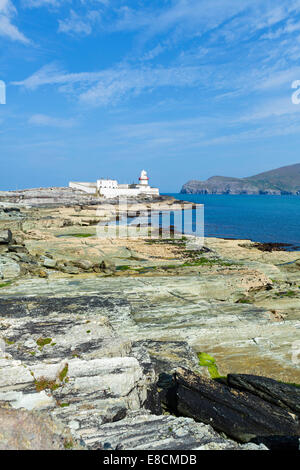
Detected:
left=181, top=163, right=300, bottom=195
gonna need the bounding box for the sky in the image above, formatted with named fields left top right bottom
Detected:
left=1, top=0, right=300, bottom=192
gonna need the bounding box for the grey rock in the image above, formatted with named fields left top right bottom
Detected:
left=42, top=257, right=57, bottom=269
left=85, top=410, right=268, bottom=450
left=61, top=266, right=80, bottom=274
left=0, top=255, right=20, bottom=280
left=0, top=230, right=12, bottom=244
left=133, top=339, right=204, bottom=376
left=72, top=260, right=93, bottom=270
left=1, top=275, right=299, bottom=384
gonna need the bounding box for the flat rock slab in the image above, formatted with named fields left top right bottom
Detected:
left=1, top=276, right=299, bottom=382
left=173, top=368, right=300, bottom=447
left=133, top=339, right=205, bottom=376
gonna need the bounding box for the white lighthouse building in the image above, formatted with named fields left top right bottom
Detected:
left=69, top=170, right=159, bottom=198
left=139, top=170, right=149, bottom=186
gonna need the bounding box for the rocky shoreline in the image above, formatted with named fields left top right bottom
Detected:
left=0, top=188, right=299, bottom=450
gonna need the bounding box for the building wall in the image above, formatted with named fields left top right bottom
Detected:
left=99, top=187, right=159, bottom=198
left=97, top=179, right=118, bottom=190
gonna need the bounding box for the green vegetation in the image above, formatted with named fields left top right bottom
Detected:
left=197, top=352, right=222, bottom=379
left=0, top=281, right=12, bottom=288
left=34, top=377, right=59, bottom=392
left=134, top=266, right=157, bottom=273
left=146, top=237, right=187, bottom=246
left=36, top=337, right=52, bottom=348
left=4, top=337, right=15, bottom=345
left=182, top=257, right=233, bottom=267
left=58, top=364, right=69, bottom=382
left=116, top=265, right=131, bottom=271
left=275, top=290, right=297, bottom=298
left=35, top=363, right=69, bottom=392
left=58, top=233, right=93, bottom=238
left=236, top=297, right=252, bottom=304
left=63, top=438, right=74, bottom=449
left=281, top=381, right=300, bottom=388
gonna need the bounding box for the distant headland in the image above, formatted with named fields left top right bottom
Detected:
left=181, top=163, right=300, bottom=195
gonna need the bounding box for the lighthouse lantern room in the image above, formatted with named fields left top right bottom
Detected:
left=139, top=170, right=149, bottom=186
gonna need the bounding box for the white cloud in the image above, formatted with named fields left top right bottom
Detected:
left=23, top=0, right=67, bottom=8
left=13, top=62, right=212, bottom=106
left=0, top=0, right=29, bottom=42
left=28, top=113, right=77, bottom=128
left=58, top=9, right=100, bottom=36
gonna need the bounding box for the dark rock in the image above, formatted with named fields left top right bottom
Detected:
left=227, top=374, right=300, bottom=415
left=8, top=245, right=26, bottom=253
left=169, top=368, right=300, bottom=448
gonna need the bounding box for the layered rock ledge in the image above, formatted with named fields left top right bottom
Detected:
left=0, top=192, right=299, bottom=450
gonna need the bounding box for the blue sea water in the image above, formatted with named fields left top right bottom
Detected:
left=164, top=194, right=300, bottom=249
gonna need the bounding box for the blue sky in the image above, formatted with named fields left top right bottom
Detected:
left=1, top=0, right=300, bottom=191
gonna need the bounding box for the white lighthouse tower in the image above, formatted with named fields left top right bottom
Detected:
left=139, top=170, right=149, bottom=186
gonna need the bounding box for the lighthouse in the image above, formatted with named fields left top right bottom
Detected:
left=69, top=168, right=159, bottom=197
left=139, top=170, right=149, bottom=186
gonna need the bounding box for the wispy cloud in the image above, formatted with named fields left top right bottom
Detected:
left=0, top=0, right=29, bottom=42
left=28, top=113, right=77, bottom=128
left=13, top=62, right=212, bottom=106
left=58, top=8, right=101, bottom=36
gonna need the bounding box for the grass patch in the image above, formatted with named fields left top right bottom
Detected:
left=35, top=363, right=69, bottom=392
left=36, top=337, right=52, bottom=348
left=134, top=266, right=157, bottom=272
left=34, top=377, right=59, bottom=392
left=197, top=352, right=222, bottom=379
left=116, top=265, right=131, bottom=271
left=0, top=281, right=12, bottom=288
left=4, top=337, right=15, bottom=345
left=183, top=257, right=233, bottom=267
left=236, top=297, right=252, bottom=304
left=58, top=364, right=69, bottom=382
left=281, top=381, right=300, bottom=388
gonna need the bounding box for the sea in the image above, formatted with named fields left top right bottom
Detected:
left=163, top=194, right=300, bottom=250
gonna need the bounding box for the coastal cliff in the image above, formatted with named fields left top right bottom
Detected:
left=181, top=163, right=300, bottom=195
